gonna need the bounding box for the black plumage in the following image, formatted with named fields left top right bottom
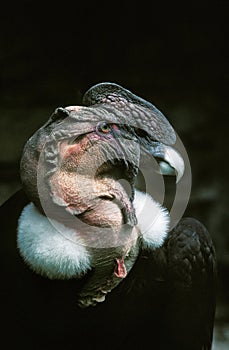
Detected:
left=0, top=191, right=216, bottom=350
left=0, top=83, right=216, bottom=350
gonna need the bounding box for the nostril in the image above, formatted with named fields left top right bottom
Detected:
left=99, top=195, right=115, bottom=201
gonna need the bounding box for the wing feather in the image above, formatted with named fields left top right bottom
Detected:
left=164, top=217, right=216, bottom=349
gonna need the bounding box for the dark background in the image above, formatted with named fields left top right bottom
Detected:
left=0, top=1, right=228, bottom=347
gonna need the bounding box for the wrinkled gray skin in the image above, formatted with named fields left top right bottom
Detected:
left=21, top=83, right=176, bottom=215
left=20, top=83, right=179, bottom=306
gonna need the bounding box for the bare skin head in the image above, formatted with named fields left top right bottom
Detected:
left=19, top=83, right=183, bottom=306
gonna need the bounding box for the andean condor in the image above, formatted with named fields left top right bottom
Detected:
left=0, top=83, right=216, bottom=350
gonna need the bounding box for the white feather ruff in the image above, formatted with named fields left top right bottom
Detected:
left=134, top=190, right=170, bottom=249
left=17, top=203, right=91, bottom=279
left=17, top=190, right=170, bottom=279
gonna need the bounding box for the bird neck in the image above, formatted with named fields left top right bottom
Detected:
left=17, top=189, right=170, bottom=306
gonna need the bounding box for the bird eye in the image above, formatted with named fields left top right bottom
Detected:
left=97, top=122, right=111, bottom=134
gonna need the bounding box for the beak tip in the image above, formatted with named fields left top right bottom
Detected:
left=164, top=146, right=185, bottom=184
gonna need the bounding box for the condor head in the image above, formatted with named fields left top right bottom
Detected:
left=19, top=83, right=185, bottom=307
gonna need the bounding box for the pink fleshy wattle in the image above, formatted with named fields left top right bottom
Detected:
left=114, top=257, right=127, bottom=278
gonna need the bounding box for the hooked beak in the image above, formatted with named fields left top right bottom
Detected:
left=141, top=141, right=185, bottom=183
